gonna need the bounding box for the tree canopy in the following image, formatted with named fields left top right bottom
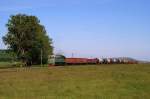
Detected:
left=3, top=14, right=53, bottom=65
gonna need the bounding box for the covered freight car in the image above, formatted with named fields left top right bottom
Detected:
left=87, top=58, right=99, bottom=64
left=65, top=58, right=88, bottom=65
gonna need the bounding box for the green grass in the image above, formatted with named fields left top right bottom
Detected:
left=0, top=62, right=48, bottom=68
left=0, top=62, right=13, bottom=68
left=0, top=64, right=150, bottom=99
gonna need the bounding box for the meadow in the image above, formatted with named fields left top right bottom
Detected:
left=0, top=64, right=150, bottom=99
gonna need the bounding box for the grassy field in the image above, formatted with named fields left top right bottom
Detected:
left=0, top=62, right=13, bottom=68
left=0, top=64, right=150, bottom=99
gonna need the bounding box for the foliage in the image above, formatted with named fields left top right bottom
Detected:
left=0, top=49, right=17, bottom=62
left=3, top=14, right=53, bottom=65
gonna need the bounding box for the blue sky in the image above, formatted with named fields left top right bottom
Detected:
left=0, top=0, right=150, bottom=61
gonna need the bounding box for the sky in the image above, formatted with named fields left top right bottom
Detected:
left=0, top=0, right=150, bottom=61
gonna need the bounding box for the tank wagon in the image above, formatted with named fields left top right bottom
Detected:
left=99, top=58, right=104, bottom=64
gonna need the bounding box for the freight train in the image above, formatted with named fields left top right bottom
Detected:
left=48, top=55, right=138, bottom=66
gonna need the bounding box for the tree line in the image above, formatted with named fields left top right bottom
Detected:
left=3, top=14, right=53, bottom=66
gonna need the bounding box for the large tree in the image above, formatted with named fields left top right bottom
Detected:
left=3, top=14, right=53, bottom=65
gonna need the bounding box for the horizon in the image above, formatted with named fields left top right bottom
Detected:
left=0, top=0, right=150, bottom=61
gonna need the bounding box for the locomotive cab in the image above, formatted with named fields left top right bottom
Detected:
left=48, top=55, right=66, bottom=66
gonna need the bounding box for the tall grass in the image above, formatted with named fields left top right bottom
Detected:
left=0, top=64, right=150, bottom=99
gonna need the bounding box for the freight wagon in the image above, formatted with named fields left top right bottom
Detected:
left=87, top=58, right=99, bottom=64
left=65, top=58, right=88, bottom=65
